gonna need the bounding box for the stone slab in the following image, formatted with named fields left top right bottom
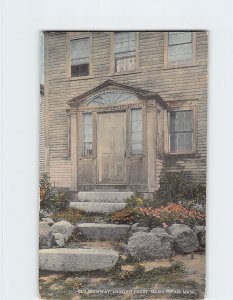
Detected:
left=77, top=223, right=131, bottom=241
left=39, top=248, right=119, bottom=272
left=70, top=202, right=126, bottom=213
left=76, top=191, right=134, bottom=203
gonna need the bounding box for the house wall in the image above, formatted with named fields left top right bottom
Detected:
left=43, top=31, right=208, bottom=188
left=39, top=85, right=45, bottom=175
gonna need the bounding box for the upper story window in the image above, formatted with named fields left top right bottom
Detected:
left=70, top=38, right=90, bottom=77
left=114, top=32, right=136, bottom=73
left=131, top=108, right=143, bottom=155
left=169, top=110, right=193, bottom=154
left=165, top=32, right=195, bottom=66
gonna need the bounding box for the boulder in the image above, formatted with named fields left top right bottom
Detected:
left=51, top=221, right=75, bottom=242
left=193, top=225, right=206, bottom=247
left=131, top=226, right=150, bottom=234
left=42, top=218, right=54, bottom=226
left=150, top=227, right=167, bottom=236
left=128, top=232, right=174, bottom=260
left=77, top=223, right=131, bottom=241
left=192, top=204, right=205, bottom=213
left=167, top=224, right=199, bottom=254
left=53, top=233, right=65, bottom=247
left=39, top=248, right=119, bottom=272
left=39, top=222, right=54, bottom=249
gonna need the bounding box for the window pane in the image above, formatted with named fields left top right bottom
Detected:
left=70, top=38, right=90, bottom=61
left=170, top=111, right=193, bottom=153
left=131, top=109, right=142, bottom=154
left=169, top=32, right=192, bottom=45
left=168, top=43, right=192, bottom=64
left=116, top=56, right=136, bottom=72
left=83, top=113, right=93, bottom=156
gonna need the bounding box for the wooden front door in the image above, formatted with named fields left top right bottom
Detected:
left=97, top=112, right=126, bottom=183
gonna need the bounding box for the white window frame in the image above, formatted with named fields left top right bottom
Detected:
left=164, top=32, right=197, bottom=68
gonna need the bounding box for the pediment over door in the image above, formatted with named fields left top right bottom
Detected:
left=68, top=79, right=168, bottom=110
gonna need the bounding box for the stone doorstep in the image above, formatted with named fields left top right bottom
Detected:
left=39, top=248, right=119, bottom=272
left=75, top=191, right=134, bottom=203
left=70, top=202, right=126, bottom=213
left=77, top=223, right=131, bottom=241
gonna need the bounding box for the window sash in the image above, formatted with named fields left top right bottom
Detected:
left=169, top=110, right=193, bottom=153
left=168, top=32, right=193, bottom=65
left=70, top=38, right=90, bottom=66
left=131, top=109, right=142, bottom=155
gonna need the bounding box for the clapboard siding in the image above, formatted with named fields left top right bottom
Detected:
left=39, top=85, right=45, bottom=174
left=43, top=31, right=207, bottom=187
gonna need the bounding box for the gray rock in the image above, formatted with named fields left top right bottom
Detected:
left=51, top=221, right=75, bottom=242
left=53, top=233, right=65, bottom=247
left=42, top=218, right=54, bottom=226
left=77, top=223, right=131, bottom=241
left=39, top=248, right=119, bottom=272
left=193, top=225, right=206, bottom=247
left=70, top=202, right=126, bottom=214
left=167, top=224, right=199, bottom=254
left=150, top=227, right=167, bottom=236
left=128, top=232, right=174, bottom=260
left=131, top=227, right=150, bottom=234
left=39, top=222, right=54, bottom=249
left=131, top=223, right=140, bottom=229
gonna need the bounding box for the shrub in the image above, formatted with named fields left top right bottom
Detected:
left=39, top=172, right=69, bottom=214
left=157, top=171, right=206, bottom=206
left=125, top=195, right=144, bottom=209
left=49, top=208, right=82, bottom=224
left=139, top=203, right=205, bottom=227
left=110, top=208, right=139, bottom=224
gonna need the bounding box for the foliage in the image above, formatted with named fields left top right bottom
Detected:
left=157, top=171, right=206, bottom=206
left=39, top=172, right=69, bottom=214
left=125, top=195, right=144, bottom=209
left=139, top=203, right=206, bottom=227
left=110, top=208, right=139, bottom=225
left=49, top=208, right=82, bottom=224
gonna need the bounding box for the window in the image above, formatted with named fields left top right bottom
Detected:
left=114, top=32, right=136, bottom=72
left=83, top=113, right=93, bottom=156
left=131, top=109, right=142, bottom=155
left=157, top=110, right=164, bottom=157
left=70, top=38, right=90, bottom=77
left=167, top=32, right=193, bottom=65
left=169, top=110, right=193, bottom=153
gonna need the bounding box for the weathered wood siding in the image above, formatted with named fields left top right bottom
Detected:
left=43, top=31, right=207, bottom=187
left=39, top=85, right=45, bottom=175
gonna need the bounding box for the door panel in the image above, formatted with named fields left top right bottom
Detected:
left=98, top=112, right=126, bottom=183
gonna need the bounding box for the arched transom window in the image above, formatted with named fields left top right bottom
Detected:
left=86, top=91, right=140, bottom=107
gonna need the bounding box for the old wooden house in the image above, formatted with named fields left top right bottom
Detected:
left=41, top=31, right=207, bottom=204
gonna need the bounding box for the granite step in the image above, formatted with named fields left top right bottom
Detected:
left=77, top=223, right=131, bottom=241
left=70, top=201, right=126, bottom=214
left=39, top=248, right=119, bottom=272
left=74, top=191, right=134, bottom=203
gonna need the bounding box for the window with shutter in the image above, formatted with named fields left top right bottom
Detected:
left=70, top=38, right=90, bottom=77
left=83, top=113, right=93, bottom=156
left=114, top=32, right=136, bottom=72
left=131, top=109, right=143, bottom=155
left=169, top=110, right=193, bottom=153
left=168, top=32, right=193, bottom=65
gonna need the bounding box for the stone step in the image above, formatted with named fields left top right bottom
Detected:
left=39, top=248, right=119, bottom=272
left=74, top=191, right=134, bottom=203
left=70, top=201, right=126, bottom=213
left=77, top=223, right=131, bottom=241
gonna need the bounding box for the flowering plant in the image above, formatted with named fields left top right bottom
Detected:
left=138, top=203, right=205, bottom=227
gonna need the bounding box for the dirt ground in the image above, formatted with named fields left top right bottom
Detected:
left=39, top=252, right=205, bottom=300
